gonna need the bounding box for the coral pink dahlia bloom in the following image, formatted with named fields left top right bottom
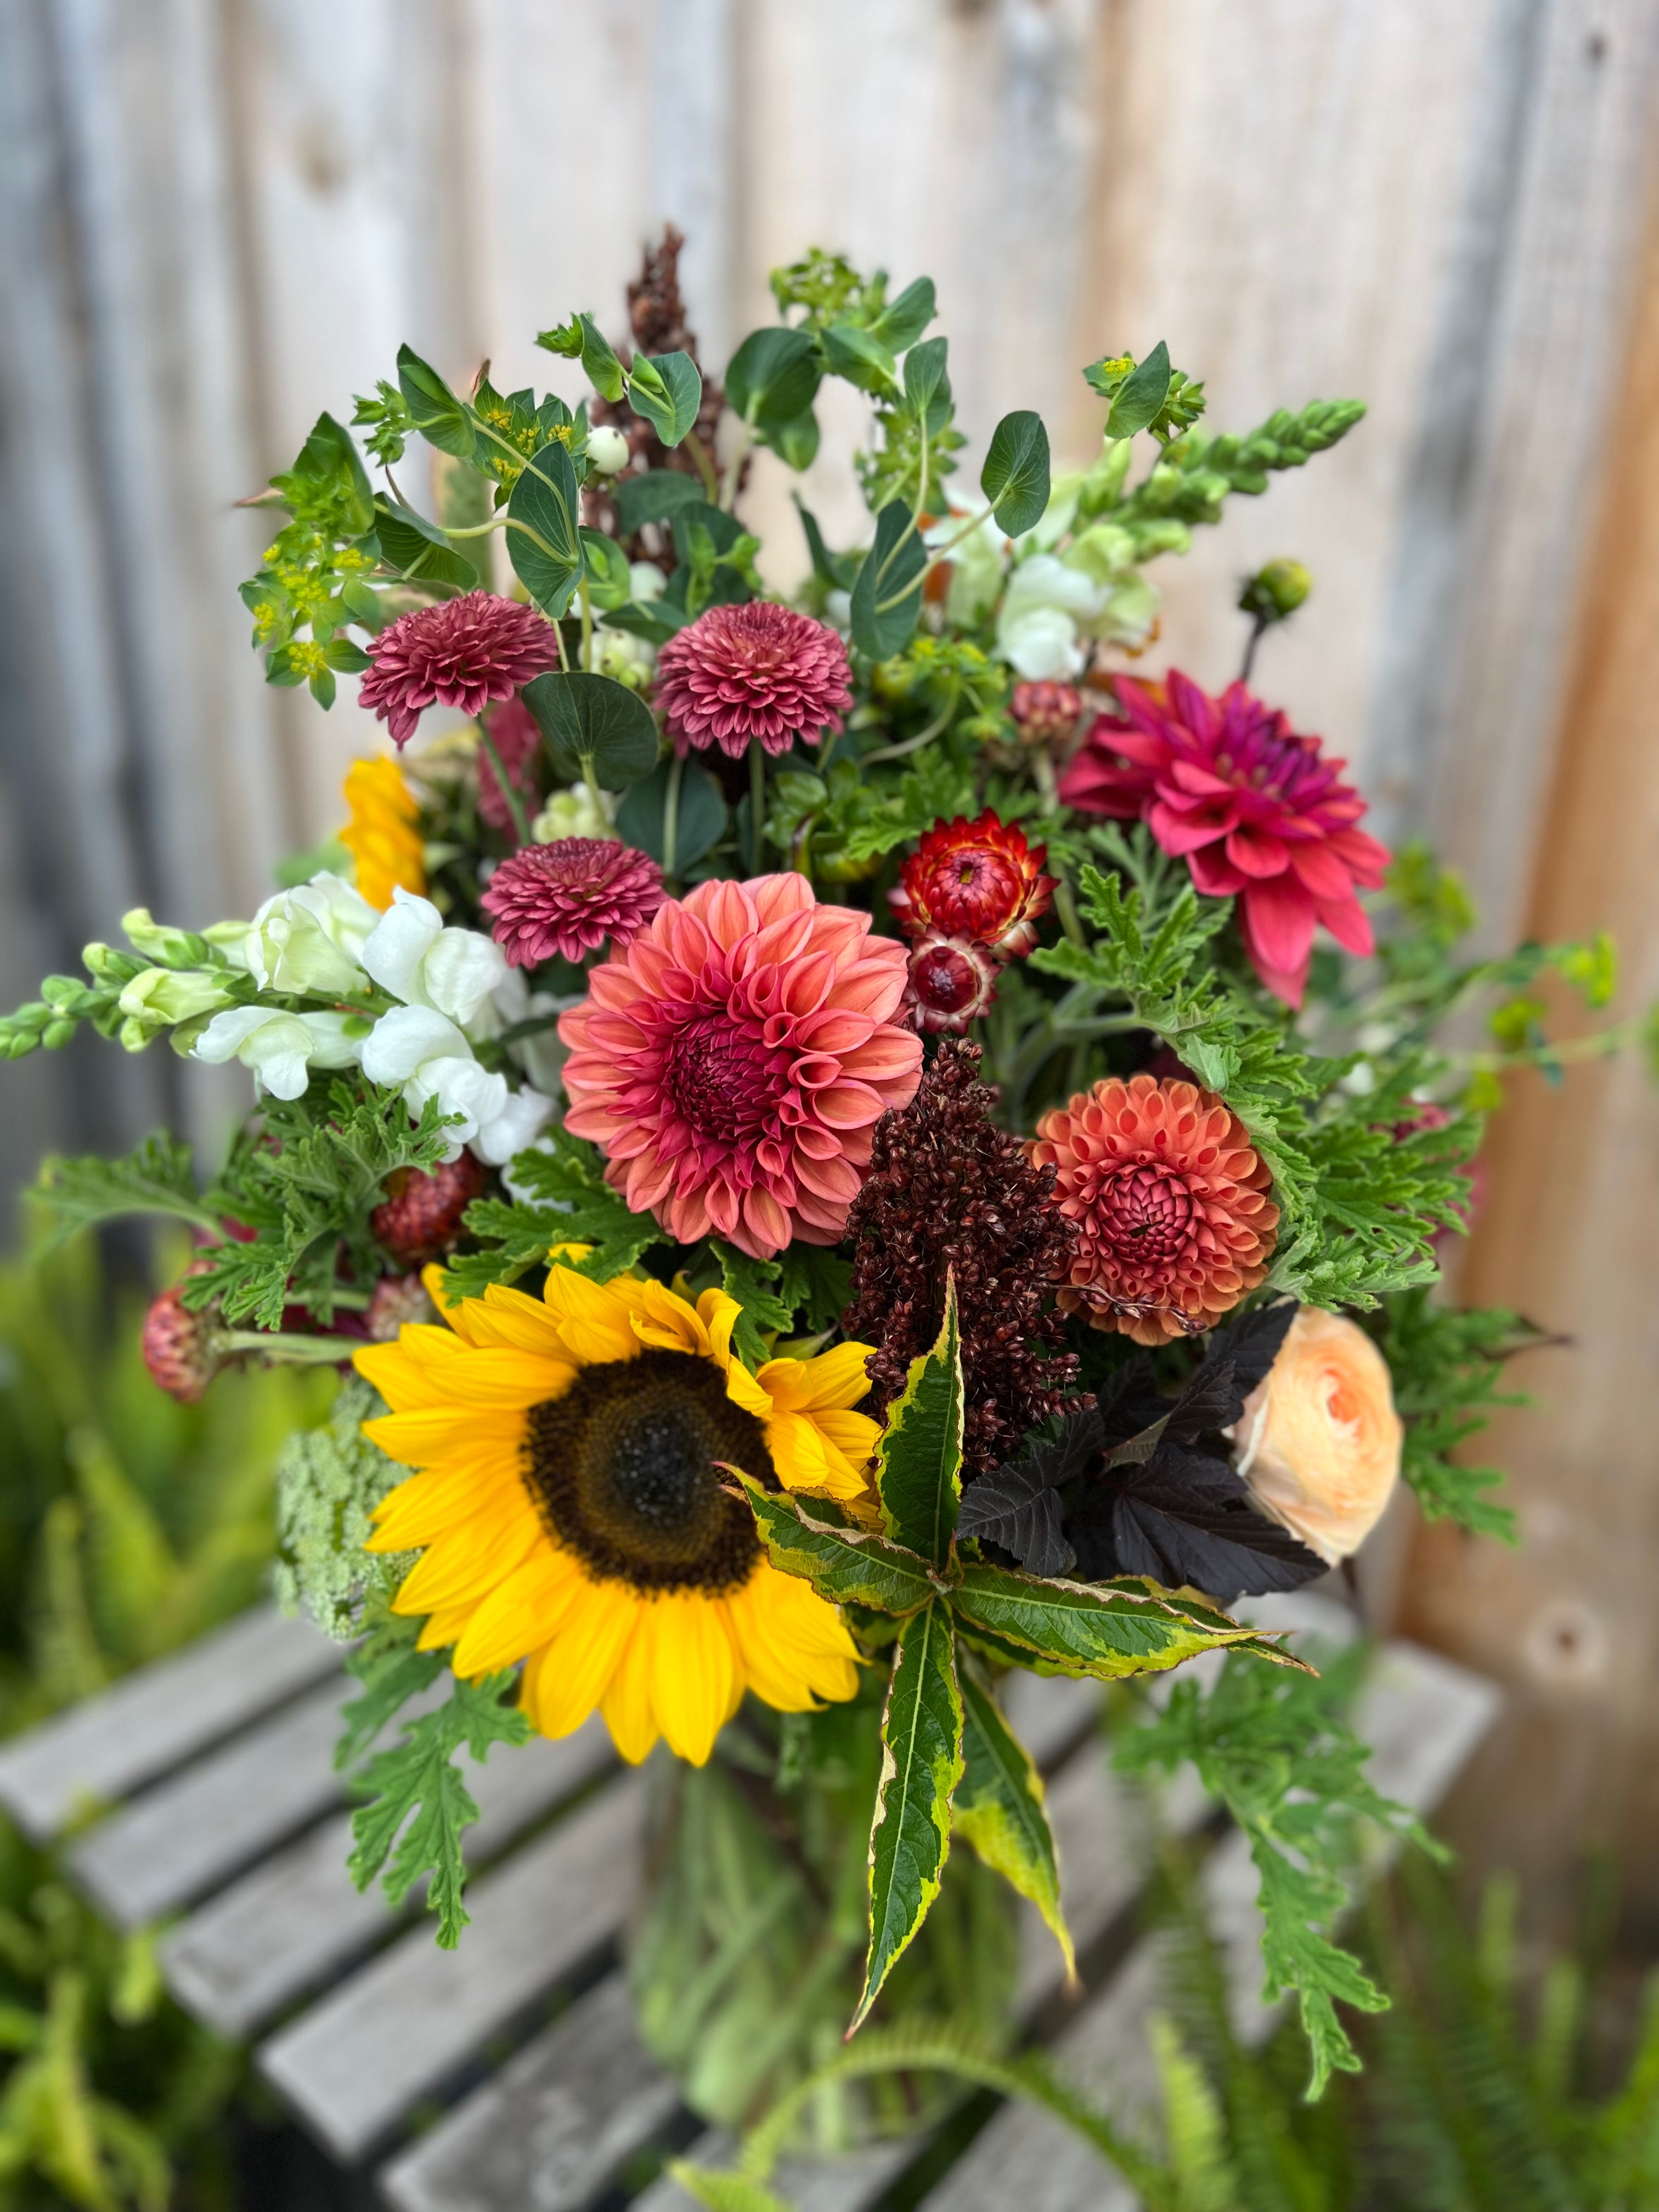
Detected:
left=653, top=602, right=853, bottom=759
left=558, top=874, right=922, bottom=1259
left=481, top=838, right=664, bottom=967
left=358, top=592, right=561, bottom=749
left=1058, top=671, right=1389, bottom=1006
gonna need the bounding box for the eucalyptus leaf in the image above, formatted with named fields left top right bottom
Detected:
left=616, top=755, right=727, bottom=872
left=520, top=671, right=660, bottom=786
left=605, top=598, right=690, bottom=646
left=579, top=527, right=633, bottom=611
left=614, top=470, right=706, bottom=535
left=903, top=336, right=950, bottom=420
left=772, top=408, right=820, bottom=471
left=876, top=1274, right=963, bottom=1567
left=1105, top=341, right=1172, bottom=440
left=369, top=499, right=478, bottom=591
left=980, top=411, right=1051, bottom=536
left=505, top=437, right=582, bottom=615
left=853, top=1600, right=962, bottom=2030
left=954, top=1661, right=1074, bottom=1981
left=574, top=313, right=625, bottom=403
left=627, top=351, right=702, bottom=446
left=822, top=322, right=898, bottom=395
left=868, top=276, right=937, bottom=354
left=725, top=326, right=822, bottom=432
left=396, top=344, right=477, bottom=460
left=849, top=499, right=926, bottom=659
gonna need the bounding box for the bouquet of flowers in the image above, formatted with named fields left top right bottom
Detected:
left=4, top=232, right=1637, bottom=2131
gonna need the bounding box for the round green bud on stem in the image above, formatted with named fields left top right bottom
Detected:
left=1239, top=558, right=1312, bottom=623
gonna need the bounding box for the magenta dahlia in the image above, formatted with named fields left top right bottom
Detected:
left=558, top=874, right=922, bottom=1258
left=481, top=838, right=664, bottom=967
left=357, top=592, right=561, bottom=749
left=477, top=695, right=544, bottom=837
left=652, top=602, right=853, bottom=759
left=1058, top=671, right=1389, bottom=1006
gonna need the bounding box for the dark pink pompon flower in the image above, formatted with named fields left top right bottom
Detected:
left=653, top=601, right=853, bottom=760
left=1058, top=671, right=1390, bottom=1006
left=481, top=838, right=665, bottom=968
left=358, top=592, right=560, bottom=749
left=477, top=695, right=544, bottom=839
left=558, top=874, right=922, bottom=1259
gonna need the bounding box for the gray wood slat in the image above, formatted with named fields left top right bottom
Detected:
left=0, top=1607, right=338, bottom=1842
left=377, top=1673, right=1110, bottom=2212
left=70, top=1674, right=348, bottom=1929
left=162, top=1714, right=613, bottom=2040
left=920, top=1641, right=1504, bottom=2212
left=258, top=1768, right=647, bottom=2162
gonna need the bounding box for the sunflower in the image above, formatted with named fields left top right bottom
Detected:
left=339, top=755, right=425, bottom=910
left=353, top=1264, right=876, bottom=1764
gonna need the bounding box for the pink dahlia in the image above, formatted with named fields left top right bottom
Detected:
left=481, top=838, right=664, bottom=967
left=477, top=695, right=544, bottom=838
left=358, top=592, right=561, bottom=749
left=653, top=602, right=853, bottom=759
left=1058, top=671, right=1390, bottom=1006
left=904, top=930, right=999, bottom=1034
left=558, top=874, right=922, bottom=1258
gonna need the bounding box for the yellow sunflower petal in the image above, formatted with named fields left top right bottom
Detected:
left=541, top=1268, right=643, bottom=1365
left=647, top=1592, right=737, bottom=1765
left=459, top=1283, right=574, bottom=1357
left=522, top=1575, right=639, bottom=1738
left=764, top=1410, right=866, bottom=1500
left=420, top=1262, right=462, bottom=1321
left=450, top=1543, right=581, bottom=1679
left=415, top=1599, right=477, bottom=1652
left=721, top=1357, right=774, bottom=1421
left=759, top=1341, right=876, bottom=1414
left=364, top=1407, right=525, bottom=1470
left=391, top=1493, right=540, bottom=1613
left=627, top=1276, right=715, bottom=1358
left=368, top=1459, right=521, bottom=1551
left=599, top=1615, right=661, bottom=1764
left=353, top=1332, right=465, bottom=1412
left=400, top=1345, right=574, bottom=1410
left=812, top=1408, right=881, bottom=1472
left=696, top=1289, right=742, bottom=1372
left=725, top=1565, right=860, bottom=1712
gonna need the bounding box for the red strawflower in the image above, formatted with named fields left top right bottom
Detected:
left=904, top=930, right=999, bottom=1034
left=477, top=695, right=544, bottom=839
left=889, top=810, right=1056, bottom=958
left=481, top=838, right=664, bottom=967
left=558, top=874, right=921, bottom=1259
left=358, top=592, right=561, bottom=749
left=370, top=1154, right=490, bottom=1267
left=1058, top=671, right=1389, bottom=1006
left=653, top=601, right=853, bottom=759
left=1030, top=1074, right=1279, bottom=1346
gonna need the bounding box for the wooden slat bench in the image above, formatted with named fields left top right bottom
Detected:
left=0, top=1595, right=1498, bottom=2210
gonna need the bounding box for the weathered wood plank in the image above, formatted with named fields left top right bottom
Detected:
left=257, top=1769, right=647, bottom=2162
left=161, top=1713, right=613, bottom=2039
left=920, top=1642, right=1502, bottom=2212
left=0, top=1606, right=338, bottom=1843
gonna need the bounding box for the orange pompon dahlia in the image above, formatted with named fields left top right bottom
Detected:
left=1030, top=1074, right=1278, bottom=1346
left=889, top=810, right=1056, bottom=960
left=558, top=874, right=922, bottom=1260
left=340, top=757, right=425, bottom=909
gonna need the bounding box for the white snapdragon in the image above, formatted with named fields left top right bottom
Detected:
left=360, top=888, right=507, bottom=1034
left=359, top=1006, right=552, bottom=1164
left=245, top=873, right=379, bottom=996
left=191, top=1007, right=363, bottom=1101
left=117, top=967, right=240, bottom=1030
left=995, top=555, right=1108, bottom=679
left=923, top=502, right=1007, bottom=627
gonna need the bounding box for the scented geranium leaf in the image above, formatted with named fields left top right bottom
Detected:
left=954, top=1658, right=1074, bottom=1982
left=956, top=1461, right=1073, bottom=1579
left=773, top=1244, right=853, bottom=1334
left=1369, top=1289, right=1535, bottom=1539
left=32, top=1133, right=221, bottom=1246
left=951, top=1564, right=1302, bottom=1681
left=875, top=1273, right=963, bottom=1566
left=734, top=1475, right=937, bottom=1617
left=443, top=1126, right=664, bottom=1300
left=346, top=1666, right=531, bottom=1947
left=980, top=410, right=1051, bottom=536
left=335, top=1609, right=445, bottom=1770
left=850, top=499, right=926, bottom=659
left=396, top=343, right=477, bottom=460
left=506, top=436, right=582, bottom=616
left=614, top=468, right=707, bottom=535
left=853, top=1599, right=963, bottom=2030
left=711, top=1243, right=792, bottom=1370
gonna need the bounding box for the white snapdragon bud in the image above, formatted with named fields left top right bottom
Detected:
left=191, top=1006, right=362, bottom=1101
left=245, top=873, right=379, bottom=996
left=360, top=887, right=507, bottom=1034
left=117, top=968, right=240, bottom=1030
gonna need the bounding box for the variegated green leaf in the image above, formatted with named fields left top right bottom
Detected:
left=951, top=1564, right=1304, bottom=1681
left=853, top=1600, right=963, bottom=2031
left=954, top=1657, right=1074, bottom=1982
left=733, top=1474, right=937, bottom=1617
left=875, top=1273, right=963, bottom=1567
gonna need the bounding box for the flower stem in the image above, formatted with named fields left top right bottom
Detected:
left=683, top=430, right=719, bottom=505
left=477, top=722, right=532, bottom=847
left=578, top=575, right=594, bottom=672
left=662, top=749, right=684, bottom=882
left=217, top=1331, right=354, bottom=1363
left=749, top=744, right=766, bottom=874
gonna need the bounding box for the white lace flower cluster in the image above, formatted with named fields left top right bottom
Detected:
left=190, top=874, right=552, bottom=1164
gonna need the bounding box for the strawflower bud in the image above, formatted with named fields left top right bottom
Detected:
left=1232, top=1306, right=1402, bottom=1564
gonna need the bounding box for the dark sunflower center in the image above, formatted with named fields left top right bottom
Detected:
left=522, top=1347, right=768, bottom=1593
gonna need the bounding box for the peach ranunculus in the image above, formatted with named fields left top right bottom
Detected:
left=1232, top=1307, right=1403, bottom=1565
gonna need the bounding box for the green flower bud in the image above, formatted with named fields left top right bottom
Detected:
left=1239, top=558, right=1312, bottom=623
left=118, top=967, right=239, bottom=1028
left=121, top=908, right=213, bottom=968
left=42, top=1020, right=78, bottom=1050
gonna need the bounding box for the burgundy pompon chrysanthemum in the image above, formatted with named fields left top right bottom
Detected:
left=842, top=1040, right=1082, bottom=1475
left=652, top=602, right=853, bottom=759
left=358, top=592, right=561, bottom=749
left=477, top=695, right=544, bottom=838
left=1058, top=671, right=1388, bottom=1006
left=481, top=838, right=665, bottom=967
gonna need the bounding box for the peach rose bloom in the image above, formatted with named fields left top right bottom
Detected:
left=1233, top=1307, right=1403, bottom=1565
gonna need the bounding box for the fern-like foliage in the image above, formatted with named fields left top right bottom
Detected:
left=1368, top=1289, right=1542, bottom=1540
left=441, top=1124, right=663, bottom=1300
